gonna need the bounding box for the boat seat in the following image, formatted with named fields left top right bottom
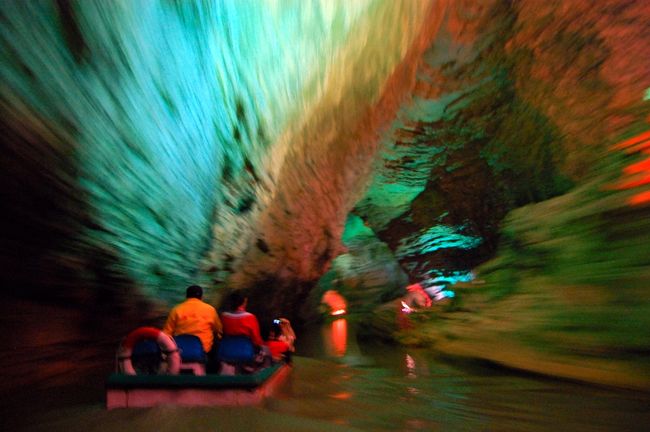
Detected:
left=218, top=336, right=256, bottom=362
left=174, top=334, right=207, bottom=376
left=217, top=336, right=258, bottom=375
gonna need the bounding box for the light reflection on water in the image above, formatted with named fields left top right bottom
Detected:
left=293, top=324, right=650, bottom=431
left=4, top=320, right=650, bottom=431
left=321, top=318, right=348, bottom=358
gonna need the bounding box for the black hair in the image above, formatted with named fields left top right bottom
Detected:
left=227, top=290, right=247, bottom=310
left=186, top=285, right=203, bottom=299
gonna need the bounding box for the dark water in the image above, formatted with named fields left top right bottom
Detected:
left=3, top=319, right=649, bottom=431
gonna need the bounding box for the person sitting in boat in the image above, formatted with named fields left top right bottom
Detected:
left=219, top=291, right=272, bottom=371
left=276, top=317, right=296, bottom=351
left=220, top=291, right=265, bottom=347
left=162, top=285, right=222, bottom=356
left=264, top=319, right=293, bottom=363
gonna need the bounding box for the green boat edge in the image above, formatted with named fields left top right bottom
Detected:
left=106, top=362, right=285, bottom=390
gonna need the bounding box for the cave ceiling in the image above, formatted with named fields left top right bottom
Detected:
left=1, top=0, right=649, bottom=318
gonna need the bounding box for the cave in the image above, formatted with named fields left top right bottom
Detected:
left=1, top=0, right=650, bottom=427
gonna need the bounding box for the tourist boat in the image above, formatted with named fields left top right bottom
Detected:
left=106, top=327, right=291, bottom=409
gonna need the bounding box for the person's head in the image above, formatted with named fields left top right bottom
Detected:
left=186, top=285, right=203, bottom=299
left=228, top=291, right=248, bottom=311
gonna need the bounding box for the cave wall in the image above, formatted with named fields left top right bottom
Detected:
left=0, top=0, right=436, bottom=309
left=395, top=169, right=650, bottom=390
left=1, top=0, right=650, bottom=390
left=355, top=0, right=650, bottom=287
left=0, top=0, right=440, bottom=388
left=222, top=1, right=446, bottom=319
left=357, top=0, right=650, bottom=388
left=320, top=214, right=408, bottom=313
left=5, top=0, right=646, bottom=320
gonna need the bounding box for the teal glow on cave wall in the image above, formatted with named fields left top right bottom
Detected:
left=396, top=225, right=482, bottom=259
left=1, top=0, right=435, bottom=302
left=0, top=0, right=378, bottom=299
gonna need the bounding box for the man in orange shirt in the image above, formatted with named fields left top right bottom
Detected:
left=163, top=285, right=222, bottom=354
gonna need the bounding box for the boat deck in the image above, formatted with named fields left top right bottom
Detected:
left=106, top=362, right=291, bottom=408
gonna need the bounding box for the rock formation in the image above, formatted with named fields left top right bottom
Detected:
left=1, top=0, right=649, bottom=389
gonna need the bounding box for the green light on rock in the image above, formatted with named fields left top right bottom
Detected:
left=395, top=225, right=482, bottom=259
left=644, top=88, right=650, bottom=101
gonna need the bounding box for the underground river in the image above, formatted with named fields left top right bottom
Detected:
left=2, top=319, right=649, bottom=432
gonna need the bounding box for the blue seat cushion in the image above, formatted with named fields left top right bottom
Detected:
left=174, top=334, right=206, bottom=363
left=218, top=336, right=255, bottom=363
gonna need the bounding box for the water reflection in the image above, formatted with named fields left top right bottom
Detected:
left=405, top=353, right=416, bottom=378
left=6, top=322, right=650, bottom=432
left=296, top=323, right=650, bottom=431
left=404, top=353, right=420, bottom=395
left=322, top=318, right=347, bottom=357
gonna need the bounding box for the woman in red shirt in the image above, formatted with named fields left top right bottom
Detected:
left=220, top=291, right=264, bottom=347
